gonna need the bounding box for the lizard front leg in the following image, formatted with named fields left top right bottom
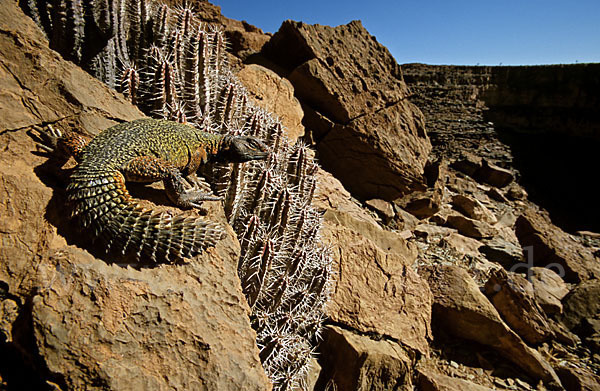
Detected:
left=31, top=124, right=90, bottom=162
left=122, top=156, right=220, bottom=209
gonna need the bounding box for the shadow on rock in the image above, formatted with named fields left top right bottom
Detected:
left=31, top=156, right=178, bottom=268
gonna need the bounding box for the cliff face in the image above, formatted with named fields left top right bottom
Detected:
left=403, top=63, right=600, bottom=232
left=485, top=64, right=600, bottom=139
left=2, top=1, right=600, bottom=390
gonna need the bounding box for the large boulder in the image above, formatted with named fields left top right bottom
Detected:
left=313, top=169, right=432, bottom=355
left=263, top=20, right=406, bottom=122
left=484, top=269, right=553, bottom=345
left=561, top=280, right=600, bottom=332
left=263, top=20, right=431, bottom=201
left=529, top=267, right=570, bottom=315
left=317, top=326, right=413, bottom=391
left=420, top=265, right=561, bottom=388
left=515, top=207, right=600, bottom=282
left=236, top=64, right=305, bottom=142
left=0, top=3, right=270, bottom=389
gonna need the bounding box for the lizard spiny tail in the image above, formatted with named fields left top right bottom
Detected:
left=67, top=169, right=223, bottom=262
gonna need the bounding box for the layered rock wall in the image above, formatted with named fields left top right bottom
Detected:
left=485, top=64, right=600, bottom=139
left=403, top=63, right=600, bottom=232
left=403, top=63, right=600, bottom=142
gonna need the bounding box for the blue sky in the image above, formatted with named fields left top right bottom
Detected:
left=211, top=0, right=600, bottom=66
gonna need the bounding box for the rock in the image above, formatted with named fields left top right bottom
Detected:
left=554, top=365, right=600, bottom=391
left=0, top=3, right=271, bottom=389
left=484, top=269, right=553, bottom=345
left=395, top=206, right=420, bottom=231
left=452, top=194, right=497, bottom=224
left=451, top=152, right=482, bottom=177
left=305, top=358, right=321, bottom=391
left=529, top=267, right=570, bottom=315
left=365, top=198, right=396, bottom=222
left=446, top=171, right=480, bottom=195
left=318, top=101, right=430, bottom=201
left=548, top=320, right=581, bottom=347
left=479, top=237, right=523, bottom=268
left=561, top=280, right=600, bottom=332
left=191, top=1, right=270, bottom=59
left=414, top=224, right=457, bottom=240
left=300, top=102, right=335, bottom=143
left=495, top=209, right=519, bottom=228
left=424, top=159, right=449, bottom=188
left=577, top=231, right=600, bottom=240
left=397, top=159, right=447, bottom=220
left=476, top=161, right=514, bottom=188
left=450, top=154, right=513, bottom=188
left=321, top=219, right=432, bottom=355
left=28, top=242, right=270, bottom=391
left=506, top=183, right=528, bottom=201
left=317, top=326, right=413, bottom=391
left=1, top=136, right=270, bottom=390
left=225, top=25, right=270, bottom=60
left=0, top=298, right=19, bottom=343
left=440, top=232, right=484, bottom=258
left=312, top=168, right=380, bottom=228
left=263, top=20, right=407, bottom=122
left=582, top=318, right=600, bottom=352
left=515, top=207, right=600, bottom=282
left=429, top=213, right=448, bottom=226
left=236, top=64, right=305, bottom=142
left=429, top=204, right=455, bottom=226
left=417, top=368, right=495, bottom=391
left=446, top=214, right=498, bottom=239
left=399, top=188, right=443, bottom=219
left=420, top=265, right=561, bottom=388
left=486, top=187, right=508, bottom=202
left=398, top=230, right=414, bottom=240
left=263, top=20, right=431, bottom=201
left=0, top=4, right=142, bottom=135
left=314, top=169, right=432, bottom=355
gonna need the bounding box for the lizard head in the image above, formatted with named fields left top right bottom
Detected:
left=218, top=135, right=269, bottom=163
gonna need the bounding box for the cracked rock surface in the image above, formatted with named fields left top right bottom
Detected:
left=262, top=20, right=431, bottom=201
left=0, top=3, right=270, bottom=390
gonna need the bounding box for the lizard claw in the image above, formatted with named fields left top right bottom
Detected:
left=183, top=174, right=223, bottom=202
left=184, top=173, right=213, bottom=193
left=30, top=124, right=62, bottom=154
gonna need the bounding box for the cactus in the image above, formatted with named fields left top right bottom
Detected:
left=21, top=1, right=333, bottom=389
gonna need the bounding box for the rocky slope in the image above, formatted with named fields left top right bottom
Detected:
left=0, top=2, right=271, bottom=390
left=1, top=1, right=600, bottom=390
